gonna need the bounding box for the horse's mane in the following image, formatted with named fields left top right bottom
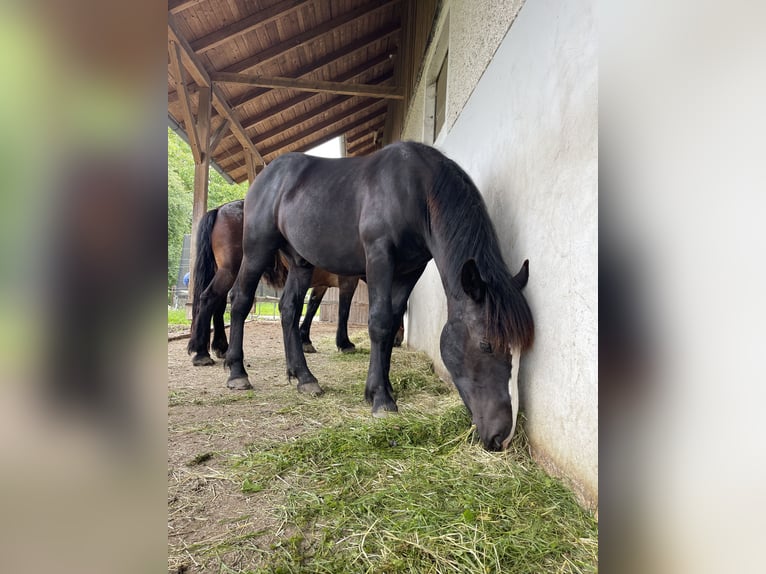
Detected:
left=424, top=145, right=535, bottom=352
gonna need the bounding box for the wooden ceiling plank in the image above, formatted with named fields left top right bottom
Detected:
left=229, top=23, right=400, bottom=110
left=347, top=120, right=385, bottom=142
left=260, top=102, right=387, bottom=157
left=252, top=95, right=354, bottom=146
left=218, top=111, right=386, bottom=171
left=288, top=112, right=387, bottom=156
left=214, top=69, right=393, bottom=159
left=347, top=136, right=376, bottom=155
left=169, top=40, right=203, bottom=163
left=169, top=0, right=207, bottom=15
left=169, top=13, right=266, bottom=165
left=221, top=0, right=400, bottom=75
left=250, top=69, right=393, bottom=146
left=212, top=72, right=403, bottom=99
left=344, top=118, right=386, bottom=144
left=237, top=54, right=394, bottom=134
left=192, top=0, right=313, bottom=54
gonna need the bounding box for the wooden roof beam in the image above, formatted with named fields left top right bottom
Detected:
left=236, top=51, right=394, bottom=130
left=191, top=0, right=313, bottom=54
left=169, top=0, right=207, bottom=15
left=214, top=70, right=393, bottom=158
left=168, top=41, right=202, bottom=163
left=350, top=138, right=382, bottom=155
left=221, top=0, right=400, bottom=75
left=212, top=72, right=402, bottom=99
left=347, top=133, right=382, bottom=155
left=251, top=72, right=393, bottom=147
left=218, top=103, right=386, bottom=172
left=229, top=23, right=400, bottom=110
left=345, top=118, right=386, bottom=143
left=168, top=14, right=265, bottom=165
left=266, top=106, right=387, bottom=159
left=209, top=118, right=230, bottom=153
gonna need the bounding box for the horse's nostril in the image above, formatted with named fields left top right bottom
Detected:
left=490, top=435, right=503, bottom=451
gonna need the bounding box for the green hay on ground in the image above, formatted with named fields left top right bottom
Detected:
left=235, top=407, right=597, bottom=573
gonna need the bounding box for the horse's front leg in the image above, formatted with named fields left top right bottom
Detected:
left=280, top=265, right=323, bottom=396
left=225, top=252, right=273, bottom=390
left=364, top=252, right=397, bottom=416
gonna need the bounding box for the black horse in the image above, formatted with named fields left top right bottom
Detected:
left=187, top=200, right=394, bottom=365
left=225, top=141, right=534, bottom=450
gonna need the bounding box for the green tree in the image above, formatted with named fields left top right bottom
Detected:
left=168, top=167, right=191, bottom=287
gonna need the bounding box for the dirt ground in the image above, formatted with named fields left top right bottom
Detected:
left=168, top=320, right=384, bottom=573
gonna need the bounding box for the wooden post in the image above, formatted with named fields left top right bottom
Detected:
left=186, top=86, right=211, bottom=319
left=245, top=151, right=256, bottom=185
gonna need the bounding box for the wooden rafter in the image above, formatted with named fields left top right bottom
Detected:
left=191, top=0, right=313, bottom=54
left=221, top=0, right=400, bottom=75
left=215, top=69, right=393, bottom=158
left=220, top=103, right=384, bottom=173
left=244, top=152, right=257, bottom=184
left=228, top=23, right=400, bottom=110
left=346, top=116, right=386, bottom=140
left=209, top=118, right=230, bottom=153
left=251, top=72, right=394, bottom=147
left=212, top=73, right=403, bottom=100
left=238, top=51, right=394, bottom=130
left=347, top=133, right=378, bottom=155
left=168, top=13, right=265, bottom=165
left=168, top=40, right=202, bottom=163
left=234, top=100, right=385, bottom=165
left=168, top=0, right=206, bottom=15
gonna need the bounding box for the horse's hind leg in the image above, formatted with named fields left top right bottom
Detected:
left=211, top=296, right=229, bottom=358
left=299, top=285, right=327, bottom=353
left=336, top=277, right=358, bottom=353
left=280, top=265, right=323, bottom=396
left=189, top=271, right=233, bottom=366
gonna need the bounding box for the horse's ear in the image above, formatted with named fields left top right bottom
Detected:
left=513, top=259, right=529, bottom=289
left=461, top=259, right=486, bottom=303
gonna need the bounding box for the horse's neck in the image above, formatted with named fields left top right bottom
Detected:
left=426, top=238, right=464, bottom=303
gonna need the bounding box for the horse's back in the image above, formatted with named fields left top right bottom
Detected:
left=246, top=143, right=441, bottom=275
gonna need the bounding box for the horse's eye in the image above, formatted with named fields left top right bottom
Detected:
left=480, top=340, right=492, bottom=353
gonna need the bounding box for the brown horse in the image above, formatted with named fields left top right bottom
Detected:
left=187, top=200, right=401, bottom=366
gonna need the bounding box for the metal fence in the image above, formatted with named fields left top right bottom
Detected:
left=168, top=281, right=284, bottom=320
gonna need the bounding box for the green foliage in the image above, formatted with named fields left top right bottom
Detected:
left=167, top=167, right=191, bottom=287
left=167, top=309, right=191, bottom=326
left=167, top=127, right=249, bottom=288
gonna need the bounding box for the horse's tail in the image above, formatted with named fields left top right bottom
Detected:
left=191, top=207, right=219, bottom=319
left=262, top=252, right=288, bottom=289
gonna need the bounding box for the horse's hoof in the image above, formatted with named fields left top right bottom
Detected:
left=192, top=355, right=215, bottom=366
left=213, top=348, right=228, bottom=359
left=297, top=382, right=324, bottom=396
left=303, top=343, right=317, bottom=354
left=372, top=405, right=398, bottom=418
left=339, top=345, right=356, bottom=354
left=227, top=377, right=252, bottom=390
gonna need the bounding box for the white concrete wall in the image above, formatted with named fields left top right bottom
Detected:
left=403, top=0, right=598, bottom=507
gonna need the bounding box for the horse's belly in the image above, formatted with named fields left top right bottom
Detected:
left=282, top=226, right=367, bottom=276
